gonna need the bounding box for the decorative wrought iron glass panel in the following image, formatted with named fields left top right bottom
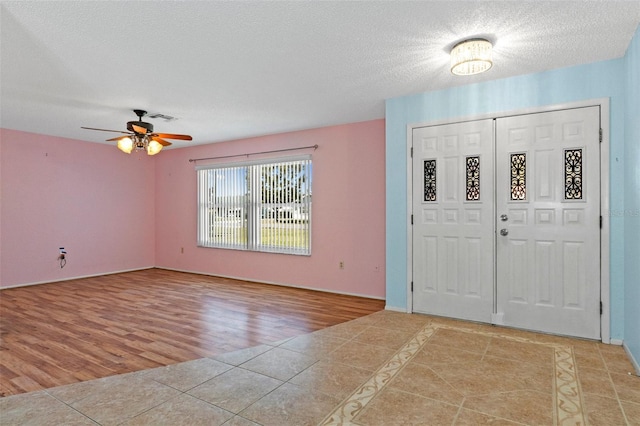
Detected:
left=466, top=156, right=480, bottom=201
left=510, top=153, right=526, bottom=200
left=424, top=159, right=436, bottom=201
left=564, top=148, right=583, bottom=200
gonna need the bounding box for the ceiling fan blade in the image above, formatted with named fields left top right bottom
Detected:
left=152, top=133, right=192, bottom=141
left=81, top=126, right=131, bottom=134
left=132, top=124, right=149, bottom=134
left=106, top=135, right=133, bottom=142
left=151, top=136, right=172, bottom=147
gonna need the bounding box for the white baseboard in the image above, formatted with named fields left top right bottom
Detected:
left=384, top=305, right=410, bottom=313
left=623, top=341, right=640, bottom=376
left=156, top=267, right=386, bottom=301
left=3, top=266, right=386, bottom=303
left=610, top=338, right=624, bottom=346
left=1, top=267, right=154, bottom=289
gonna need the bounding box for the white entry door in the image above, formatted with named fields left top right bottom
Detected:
left=411, top=106, right=602, bottom=339
left=495, top=107, right=601, bottom=339
left=412, top=119, right=495, bottom=323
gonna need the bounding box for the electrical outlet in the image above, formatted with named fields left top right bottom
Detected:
left=58, top=247, right=67, bottom=268
left=339, top=261, right=344, bottom=269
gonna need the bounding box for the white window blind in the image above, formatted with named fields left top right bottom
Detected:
left=197, top=156, right=312, bottom=255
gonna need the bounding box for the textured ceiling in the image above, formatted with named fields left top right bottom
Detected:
left=1, top=1, right=639, bottom=148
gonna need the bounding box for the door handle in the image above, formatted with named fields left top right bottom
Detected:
left=500, top=229, right=509, bottom=236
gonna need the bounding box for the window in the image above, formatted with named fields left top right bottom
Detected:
left=423, top=159, right=437, bottom=201
left=197, top=156, right=312, bottom=255
left=564, top=148, right=583, bottom=200
left=510, top=152, right=526, bottom=200
left=465, top=156, right=480, bottom=201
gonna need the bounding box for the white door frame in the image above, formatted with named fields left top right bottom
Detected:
left=406, top=98, right=611, bottom=343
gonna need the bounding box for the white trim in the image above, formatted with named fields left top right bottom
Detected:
left=406, top=98, right=611, bottom=342
left=406, top=125, right=414, bottom=314
left=407, top=99, right=609, bottom=129
left=610, top=339, right=624, bottom=346
left=157, top=267, right=385, bottom=301
left=0, top=267, right=154, bottom=289
left=384, top=305, right=409, bottom=313
left=600, top=100, right=611, bottom=344
left=622, top=342, right=640, bottom=375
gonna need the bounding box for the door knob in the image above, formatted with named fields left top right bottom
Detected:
left=500, top=229, right=509, bottom=236
left=500, top=214, right=508, bottom=222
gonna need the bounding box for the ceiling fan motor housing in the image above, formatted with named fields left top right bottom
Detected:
left=127, top=120, right=153, bottom=134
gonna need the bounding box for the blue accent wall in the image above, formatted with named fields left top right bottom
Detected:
left=624, top=25, right=640, bottom=369
left=385, top=58, right=630, bottom=340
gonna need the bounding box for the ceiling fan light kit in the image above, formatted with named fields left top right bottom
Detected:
left=147, top=139, right=164, bottom=155
left=450, top=38, right=493, bottom=76
left=81, top=109, right=192, bottom=155
left=115, top=135, right=163, bottom=155
left=116, top=137, right=134, bottom=154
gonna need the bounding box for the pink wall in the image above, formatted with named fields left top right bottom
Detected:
left=0, top=129, right=156, bottom=287
left=1, top=120, right=386, bottom=299
left=154, top=119, right=386, bottom=299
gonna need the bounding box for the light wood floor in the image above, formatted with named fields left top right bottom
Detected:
left=0, top=268, right=384, bottom=397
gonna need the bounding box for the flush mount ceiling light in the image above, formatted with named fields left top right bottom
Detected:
left=450, top=38, right=493, bottom=76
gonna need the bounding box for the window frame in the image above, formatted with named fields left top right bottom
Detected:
left=196, top=155, right=312, bottom=256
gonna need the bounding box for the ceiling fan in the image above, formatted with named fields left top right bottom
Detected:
left=81, top=109, right=192, bottom=155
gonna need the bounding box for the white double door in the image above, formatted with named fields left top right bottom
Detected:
left=412, top=107, right=601, bottom=339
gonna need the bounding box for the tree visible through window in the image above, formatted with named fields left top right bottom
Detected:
left=197, top=156, right=312, bottom=255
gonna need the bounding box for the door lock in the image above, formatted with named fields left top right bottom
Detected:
left=500, top=214, right=508, bottom=222
left=500, top=228, right=509, bottom=236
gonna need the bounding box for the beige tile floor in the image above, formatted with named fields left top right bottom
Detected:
left=2, top=311, right=639, bottom=425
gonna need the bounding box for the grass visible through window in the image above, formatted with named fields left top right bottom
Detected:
left=211, top=219, right=308, bottom=248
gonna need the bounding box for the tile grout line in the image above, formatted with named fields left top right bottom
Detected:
left=44, top=390, right=101, bottom=425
